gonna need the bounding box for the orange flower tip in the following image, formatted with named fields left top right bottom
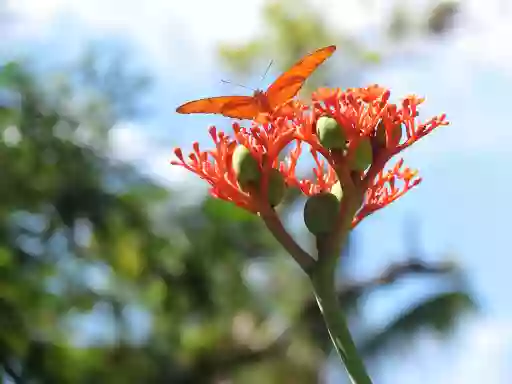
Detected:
left=173, top=148, right=184, bottom=160
left=227, top=141, right=237, bottom=152
left=192, top=142, right=200, bottom=152
left=345, top=93, right=355, bottom=104
left=273, top=116, right=286, bottom=125
left=208, top=125, right=217, bottom=137
left=232, top=122, right=241, bottom=131
left=414, top=96, right=426, bottom=104
left=382, top=89, right=391, bottom=102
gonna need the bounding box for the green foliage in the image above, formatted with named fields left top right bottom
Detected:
left=360, top=291, right=477, bottom=358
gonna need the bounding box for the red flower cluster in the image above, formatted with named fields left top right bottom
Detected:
left=172, top=85, right=448, bottom=228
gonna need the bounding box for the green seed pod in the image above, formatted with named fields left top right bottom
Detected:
left=267, top=169, right=287, bottom=207
left=350, top=137, right=373, bottom=172
left=375, top=121, right=387, bottom=147
left=303, top=192, right=340, bottom=235
left=232, top=145, right=261, bottom=187
left=388, top=123, right=402, bottom=146
left=330, top=181, right=343, bottom=201
left=375, top=121, right=402, bottom=148
left=316, top=116, right=346, bottom=150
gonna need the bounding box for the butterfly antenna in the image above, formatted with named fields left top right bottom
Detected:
left=260, top=60, right=273, bottom=82
left=220, top=79, right=254, bottom=91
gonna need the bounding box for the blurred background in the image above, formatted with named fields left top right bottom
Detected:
left=0, top=0, right=510, bottom=383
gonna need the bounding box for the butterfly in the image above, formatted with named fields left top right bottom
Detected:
left=176, top=45, right=336, bottom=122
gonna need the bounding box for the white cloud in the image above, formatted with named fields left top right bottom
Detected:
left=6, top=0, right=266, bottom=76
left=6, top=0, right=64, bottom=25
left=310, top=0, right=387, bottom=35
left=358, top=1, right=512, bottom=161
left=6, top=0, right=512, bottom=74
left=438, top=317, right=512, bottom=384
left=109, top=122, right=152, bottom=162
left=109, top=122, right=203, bottom=190
left=352, top=316, right=512, bottom=384
left=426, top=0, right=512, bottom=75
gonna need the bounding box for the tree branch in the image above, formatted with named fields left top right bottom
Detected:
left=301, top=259, right=458, bottom=324
left=256, top=198, right=315, bottom=273
left=338, top=259, right=456, bottom=300
left=3, top=362, right=24, bottom=384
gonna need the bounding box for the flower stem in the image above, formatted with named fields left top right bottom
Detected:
left=256, top=198, right=315, bottom=272
left=311, top=238, right=373, bottom=384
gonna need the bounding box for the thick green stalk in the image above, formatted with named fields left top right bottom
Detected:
left=311, top=237, right=373, bottom=384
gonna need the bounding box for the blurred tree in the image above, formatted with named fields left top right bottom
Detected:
left=0, top=53, right=167, bottom=382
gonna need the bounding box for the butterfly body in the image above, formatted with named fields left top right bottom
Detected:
left=252, top=90, right=272, bottom=113
left=176, top=45, right=336, bottom=121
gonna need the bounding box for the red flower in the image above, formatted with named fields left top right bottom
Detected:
left=172, top=85, right=448, bottom=227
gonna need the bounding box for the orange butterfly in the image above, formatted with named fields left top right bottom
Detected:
left=176, top=45, right=336, bottom=122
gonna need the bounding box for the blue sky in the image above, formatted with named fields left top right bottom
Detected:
left=4, top=0, right=512, bottom=382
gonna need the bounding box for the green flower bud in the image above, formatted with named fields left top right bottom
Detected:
left=350, top=137, right=373, bottom=172
left=316, top=116, right=346, bottom=150
left=232, top=145, right=261, bottom=187
left=330, top=181, right=343, bottom=201
left=267, top=168, right=286, bottom=207
left=303, top=192, right=340, bottom=235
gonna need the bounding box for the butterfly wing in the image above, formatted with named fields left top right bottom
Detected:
left=265, top=45, right=336, bottom=107
left=176, top=96, right=259, bottom=119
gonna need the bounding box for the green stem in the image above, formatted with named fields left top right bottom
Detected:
left=311, top=241, right=373, bottom=384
